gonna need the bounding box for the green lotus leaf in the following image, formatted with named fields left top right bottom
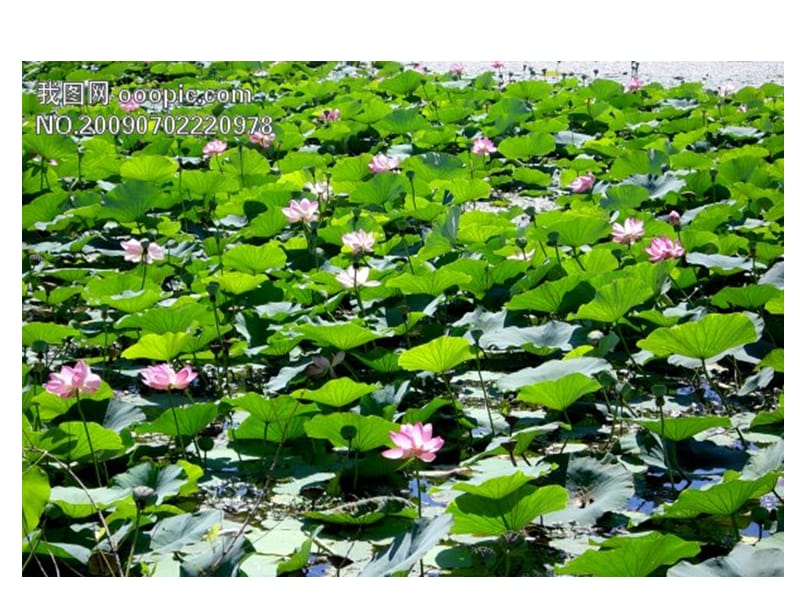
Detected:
left=22, top=322, right=80, bottom=347
left=359, top=514, right=453, bottom=577
left=292, top=377, right=377, bottom=408
left=637, top=416, right=730, bottom=441
left=518, top=373, right=601, bottom=411
left=222, top=243, right=286, bottom=274
left=22, top=467, right=50, bottom=537
left=576, top=278, right=653, bottom=323
left=448, top=483, right=568, bottom=536
left=296, top=322, right=385, bottom=351
left=119, top=155, right=177, bottom=182
left=385, top=270, right=471, bottom=297
left=660, top=472, right=778, bottom=519
left=138, top=402, right=218, bottom=438
left=637, top=313, right=758, bottom=360
left=121, top=332, right=192, bottom=361
left=303, top=413, right=395, bottom=452
left=497, top=133, right=556, bottom=160
left=398, top=336, right=472, bottom=373
left=557, top=532, right=701, bottom=577
left=305, top=496, right=416, bottom=528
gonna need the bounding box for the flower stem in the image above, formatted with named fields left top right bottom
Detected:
left=167, top=394, right=188, bottom=461
left=125, top=505, right=141, bottom=577
left=74, top=391, right=103, bottom=486
left=474, top=345, right=495, bottom=435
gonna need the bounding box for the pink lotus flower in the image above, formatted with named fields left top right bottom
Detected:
left=410, top=63, right=427, bottom=74
left=282, top=198, right=319, bottom=224
left=611, top=217, right=645, bottom=245
left=645, top=237, right=685, bottom=262
left=625, top=76, right=644, bottom=93
left=320, top=108, right=341, bottom=122
left=449, top=63, right=465, bottom=76
left=140, top=363, right=198, bottom=391
left=382, top=422, right=444, bottom=463
left=121, top=239, right=165, bottom=264
left=568, top=172, right=595, bottom=193
left=120, top=99, right=140, bottom=112
left=472, top=137, right=497, bottom=156
left=491, top=61, right=505, bottom=70
left=342, top=229, right=376, bottom=254
left=249, top=131, right=276, bottom=148
left=45, top=360, right=102, bottom=398
left=368, top=153, right=401, bottom=174
left=336, top=266, right=380, bottom=289
left=203, top=139, right=227, bottom=159
left=667, top=210, right=681, bottom=226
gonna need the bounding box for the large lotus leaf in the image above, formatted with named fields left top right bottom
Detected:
left=398, top=336, right=472, bottom=373
left=241, top=207, right=286, bottom=240
left=359, top=514, right=453, bottom=577
left=401, top=152, right=464, bottom=182
left=637, top=416, right=731, bottom=442
left=535, top=212, right=610, bottom=247
left=303, top=413, right=395, bottom=452
left=221, top=243, right=286, bottom=274
left=292, top=377, right=377, bottom=408
left=686, top=252, right=756, bottom=273
left=453, top=471, right=539, bottom=500
left=120, top=155, right=177, bottom=182
left=497, top=133, right=556, bottom=160
left=622, top=173, right=685, bottom=199
left=349, top=174, right=408, bottom=205
left=479, top=321, right=579, bottom=352
left=505, top=275, right=592, bottom=314
left=180, top=536, right=250, bottom=577
left=48, top=485, right=131, bottom=519
left=103, top=288, right=164, bottom=313
left=296, top=322, right=385, bottom=351
left=22, top=322, right=80, bottom=347
left=545, top=457, right=634, bottom=526
left=750, top=394, right=784, bottom=429
left=575, top=278, right=653, bottom=323
left=138, top=402, right=218, bottom=438
left=121, top=332, right=192, bottom=361
left=518, top=373, right=601, bottom=411
left=741, top=440, right=783, bottom=480
left=385, top=270, right=471, bottom=297
left=711, top=284, right=781, bottom=309
left=111, top=462, right=187, bottom=505
left=660, top=472, right=778, bottom=519
left=23, top=190, right=68, bottom=229
left=149, top=509, right=224, bottom=554
left=668, top=542, right=783, bottom=577
left=22, top=467, right=50, bottom=537
left=180, top=170, right=238, bottom=196
left=498, top=357, right=611, bottom=392
left=220, top=147, right=269, bottom=179
left=39, top=421, right=126, bottom=462
left=210, top=272, right=268, bottom=295
left=232, top=414, right=310, bottom=444
left=375, top=108, right=428, bottom=135
left=377, top=70, right=422, bottom=95
left=228, top=394, right=317, bottom=424
left=103, top=398, right=146, bottom=432
left=557, top=532, right=701, bottom=577
left=600, top=184, right=650, bottom=210
left=637, top=313, right=758, bottom=360
left=99, top=180, right=156, bottom=222
left=115, top=303, right=213, bottom=334
left=448, top=484, right=568, bottom=536
left=305, top=496, right=417, bottom=528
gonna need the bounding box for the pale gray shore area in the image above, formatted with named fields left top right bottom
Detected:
left=418, top=61, right=783, bottom=90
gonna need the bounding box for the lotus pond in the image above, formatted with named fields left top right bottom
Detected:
left=21, top=61, right=784, bottom=577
